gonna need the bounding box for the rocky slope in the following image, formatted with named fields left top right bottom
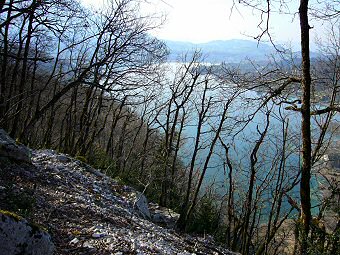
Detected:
left=0, top=133, right=237, bottom=254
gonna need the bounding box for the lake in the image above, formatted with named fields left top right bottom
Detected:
left=179, top=87, right=330, bottom=217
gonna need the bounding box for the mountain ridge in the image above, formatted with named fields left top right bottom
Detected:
left=164, top=39, right=279, bottom=63
left=164, top=39, right=321, bottom=64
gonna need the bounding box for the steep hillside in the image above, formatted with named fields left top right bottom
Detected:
left=0, top=137, right=237, bottom=255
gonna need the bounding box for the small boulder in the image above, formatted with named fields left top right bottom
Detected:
left=130, top=191, right=151, bottom=219
left=56, top=154, right=70, bottom=163
left=0, top=129, right=31, bottom=163
left=149, top=203, right=180, bottom=228
left=0, top=210, right=54, bottom=255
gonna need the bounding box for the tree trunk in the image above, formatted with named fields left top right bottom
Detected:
left=241, top=113, right=270, bottom=255
left=10, top=0, right=37, bottom=137
left=0, top=0, right=13, bottom=123
left=299, top=0, right=312, bottom=253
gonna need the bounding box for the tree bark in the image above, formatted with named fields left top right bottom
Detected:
left=0, top=0, right=13, bottom=123
left=299, top=0, right=312, bottom=253
left=10, top=0, right=37, bottom=137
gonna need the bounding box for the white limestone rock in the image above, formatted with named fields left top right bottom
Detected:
left=149, top=203, right=180, bottom=228
left=0, top=211, right=54, bottom=255
left=130, top=191, right=151, bottom=219
left=0, top=129, right=31, bottom=163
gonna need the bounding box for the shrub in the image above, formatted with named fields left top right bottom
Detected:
left=187, top=196, right=220, bottom=235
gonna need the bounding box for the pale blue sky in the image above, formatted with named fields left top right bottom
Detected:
left=82, top=0, right=327, bottom=50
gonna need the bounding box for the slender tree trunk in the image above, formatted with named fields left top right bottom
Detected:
left=23, top=42, right=39, bottom=136
left=63, top=86, right=78, bottom=153
left=75, top=86, right=94, bottom=154
left=159, top=96, right=175, bottom=207
left=176, top=82, right=209, bottom=231
left=139, top=126, right=152, bottom=179
left=0, top=0, right=13, bottom=124
left=106, top=97, right=127, bottom=157
left=185, top=102, right=230, bottom=229
left=241, top=113, right=269, bottom=255
left=169, top=109, right=186, bottom=207
left=116, top=115, right=129, bottom=173
left=299, top=0, right=312, bottom=253
left=10, top=0, right=37, bottom=137
left=42, top=81, right=58, bottom=148
left=219, top=138, right=234, bottom=247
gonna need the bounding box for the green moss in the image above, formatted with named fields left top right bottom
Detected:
left=75, top=155, right=88, bottom=163
left=29, top=221, right=48, bottom=234
left=0, top=209, right=48, bottom=234
left=0, top=209, right=23, bottom=222
left=15, top=138, right=22, bottom=145
left=113, top=176, right=126, bottom=186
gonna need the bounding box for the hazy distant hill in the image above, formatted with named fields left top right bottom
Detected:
left=164, top=39, right=280, bottom=63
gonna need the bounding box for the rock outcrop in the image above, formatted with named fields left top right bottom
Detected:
left=0, top=129, right=31, bottom=163
left=0, top=210, right=54, bottom=255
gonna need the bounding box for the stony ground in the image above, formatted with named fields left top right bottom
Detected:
left=0, top=149, right=237, bottom=255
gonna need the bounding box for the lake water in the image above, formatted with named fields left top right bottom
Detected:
left=178, top=88, right=330, bottom=217
left=155, top=63, right=338, bottom=218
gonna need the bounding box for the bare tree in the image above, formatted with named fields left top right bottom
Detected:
left=232, top=1, right=339, bottom=253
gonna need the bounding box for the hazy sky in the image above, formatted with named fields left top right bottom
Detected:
left=82, top=0, right=326, bottom=50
